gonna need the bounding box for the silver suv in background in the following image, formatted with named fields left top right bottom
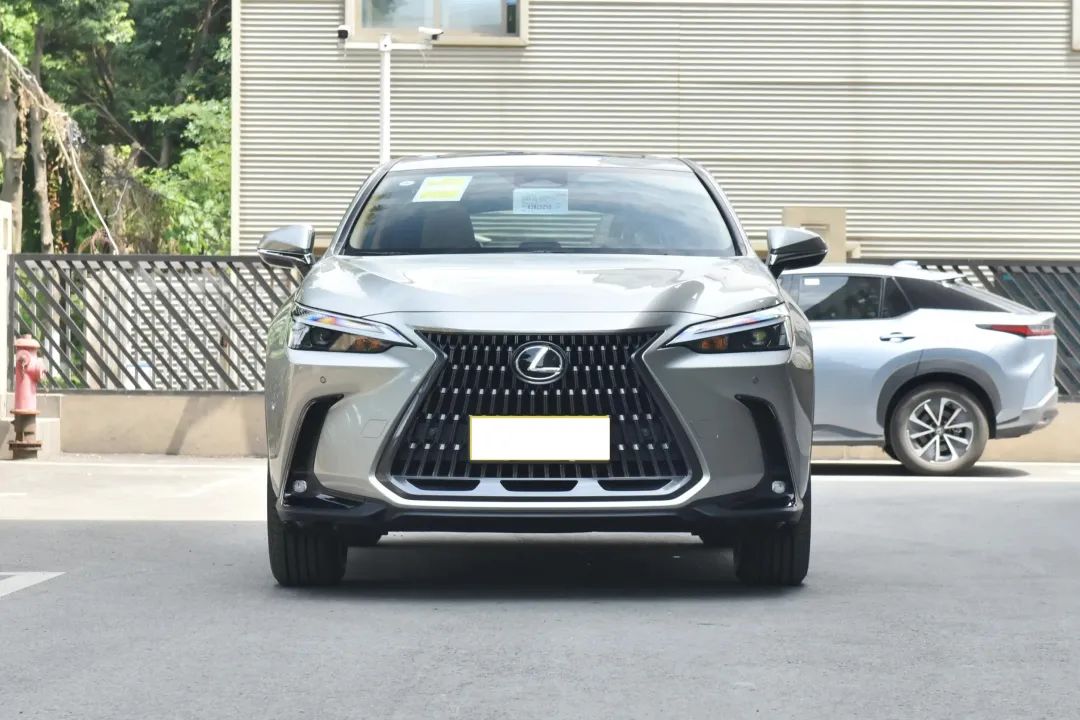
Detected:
left=259, top=153, right=828, bottom=587
left=781, top=264, right=1058, bottom=474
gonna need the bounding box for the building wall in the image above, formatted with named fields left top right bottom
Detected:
left=235, top=0, right=1080, bottom=259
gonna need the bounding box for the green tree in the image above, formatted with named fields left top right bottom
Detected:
left=136, top=97, right=230, bottom=254
left=0, top=0, right=231, bottom=253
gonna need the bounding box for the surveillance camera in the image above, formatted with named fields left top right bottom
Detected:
left=418, top=26, right=444, bottom=41
left=337, top=24, right=351, bottom=41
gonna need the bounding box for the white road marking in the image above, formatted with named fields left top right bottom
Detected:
left=0, top=572, right=64, bottom=598
left=817, top=476, right=1080, bottom=484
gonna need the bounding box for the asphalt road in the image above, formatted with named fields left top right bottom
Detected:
left=2, top=457, right=1080, bottom=719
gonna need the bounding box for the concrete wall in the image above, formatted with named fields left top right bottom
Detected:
left=60, top=394, right=266, bottom=457
left=49, top=391, right=1080, bottom=461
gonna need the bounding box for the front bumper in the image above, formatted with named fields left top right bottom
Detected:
left=265, top=310, right=814, bottom=516
left=276, top=471, right=805, bottom=535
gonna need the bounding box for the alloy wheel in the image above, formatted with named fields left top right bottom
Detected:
left=907, top=397, right=974, bottom=464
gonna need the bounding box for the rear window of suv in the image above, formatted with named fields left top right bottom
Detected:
left=896, top=278, right=1034, bottom=314
left=344, top=166, right=737, bottom=257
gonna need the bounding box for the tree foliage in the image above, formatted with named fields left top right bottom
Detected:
left=0, top=0, right=231, bottom=253
left=136, top=98, right=229, bottom=254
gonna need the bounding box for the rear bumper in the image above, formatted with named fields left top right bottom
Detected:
left=996, top=389, right=1059, bottom=439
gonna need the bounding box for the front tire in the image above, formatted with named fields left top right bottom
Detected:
left=734, top=482, right=811, bottom=586
left=267, top=478, right=347, bottom=587
left=888, top=383, right=988, bottom=476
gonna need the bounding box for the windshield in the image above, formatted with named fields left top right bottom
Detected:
left=343, top=166, right=738, bottom=256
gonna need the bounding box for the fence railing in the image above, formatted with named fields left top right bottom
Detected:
left=7, top=254, right=1080, bottom=398
left=7, top=254, right=299, bottom=392
left=864, top=260, right=1080, bottom=400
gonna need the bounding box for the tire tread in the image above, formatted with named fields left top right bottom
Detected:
left=267, top=479, right=346, bottom=587
left=734, top=483, right=811, bottom=586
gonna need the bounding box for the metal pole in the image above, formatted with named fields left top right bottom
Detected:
left=379, top=33, right=392, bottom=163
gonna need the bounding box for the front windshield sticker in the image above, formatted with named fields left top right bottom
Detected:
left=513, top=187, right=569, bottom=214
left=412, top=175, right=472, bottom=202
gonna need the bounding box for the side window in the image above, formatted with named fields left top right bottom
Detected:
left=896, top=278, right=1007, bottom=312
left=778, top=275, right=800, bottom=301
left=881, top=278, right=912, bottom=318
left=793, top=275, right=883, bottom=321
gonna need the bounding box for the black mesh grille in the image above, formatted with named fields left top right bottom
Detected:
left=387, top=331, right=692, bottom=495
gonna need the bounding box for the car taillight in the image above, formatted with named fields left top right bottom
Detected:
left=978, top=323, right=1054, bottom=337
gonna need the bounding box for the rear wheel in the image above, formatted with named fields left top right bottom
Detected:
left=888, top=383, right=988, bottom=476
left=733, top=482, right=811, bottom=586
left=267, top=478, right=347, bottom=587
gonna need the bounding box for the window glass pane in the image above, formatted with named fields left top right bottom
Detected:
left=506, top=0, right=518, bottom=34
left=346, top=166, right=737, bottom=256
left=778, top=275, right=799, bottom=300
left=896, top=278, right=1024, bottom=312
left=362, top=0, right=434, bottom=29
left=944, top=281, right=1035, bottom=314
left=796, top=275, right=882, bottom=321
left=881, top=278, right=911, bottom=317
left=442, top=0, right=509, bottom=35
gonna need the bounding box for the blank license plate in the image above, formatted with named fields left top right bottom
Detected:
left=469, top=416, right=611, bottom=462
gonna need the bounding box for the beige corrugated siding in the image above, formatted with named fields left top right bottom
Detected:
left=236, top=0, right=1080, bottom=259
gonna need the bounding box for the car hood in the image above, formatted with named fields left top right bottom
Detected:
left=299, top=254, right=781, bottom=319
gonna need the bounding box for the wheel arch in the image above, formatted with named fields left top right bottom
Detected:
left=880, top=371, right=999, bottom=440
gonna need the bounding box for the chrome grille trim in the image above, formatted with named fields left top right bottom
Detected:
left=385, top=331, right=693, bottom=499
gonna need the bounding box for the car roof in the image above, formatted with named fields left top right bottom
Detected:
left=390, top=152, right=693, bottom=173
left=784, top=262, right=963, bottom=282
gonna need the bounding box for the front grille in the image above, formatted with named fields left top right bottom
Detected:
left=386, top=331, right=693, bottom=498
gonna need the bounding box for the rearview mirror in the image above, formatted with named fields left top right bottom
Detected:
left=258, top=225, right=315, bottom=271
left=765, top=227, right=828, bottom=278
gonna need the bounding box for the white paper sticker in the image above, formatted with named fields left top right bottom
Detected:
left=412, top=175, right=472, bottom=203
left=803, top=277, right=821, bottom=286
left=513, top=188, right=569, bottom=214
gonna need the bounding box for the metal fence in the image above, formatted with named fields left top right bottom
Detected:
left=870, top=260, right=1080, bottom=400
left=7, top=254, right=299, bottom=392
left=7, top=254, right=1080, bottom=398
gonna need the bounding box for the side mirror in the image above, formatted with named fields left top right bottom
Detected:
left=258, top=225, right=315, bottom=271
left=765, top=227, right=828, bottom=278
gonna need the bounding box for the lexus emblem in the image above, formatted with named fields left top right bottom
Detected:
left=512, top=342, right=567, bottom=385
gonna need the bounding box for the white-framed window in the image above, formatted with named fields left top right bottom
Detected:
left=1073, top=0, right=1079, bottom=51
left=349, top=0, right=526, bottom=46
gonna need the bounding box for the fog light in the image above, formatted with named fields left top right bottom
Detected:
left=292, top=479, right=308, bottom=494
left=770, top=480, right=786, bottom=494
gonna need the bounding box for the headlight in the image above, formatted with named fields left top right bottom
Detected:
left=667, top=306, right=791, bottom=354
left=289, top=306, right=413, bottom=353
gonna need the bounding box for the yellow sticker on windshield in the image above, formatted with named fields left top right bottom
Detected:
left=412, top=175, right=472, bottom=203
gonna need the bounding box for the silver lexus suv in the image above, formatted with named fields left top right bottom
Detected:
left=259, top=153, right=827, bottom=587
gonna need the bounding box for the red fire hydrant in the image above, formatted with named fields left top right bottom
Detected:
left=10, top=335, right=45, bottom=460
